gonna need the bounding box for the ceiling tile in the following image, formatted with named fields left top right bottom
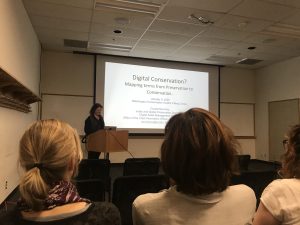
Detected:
left=200, top=27, right=251, bottom=41
left=25, top=0, right=94, bottom=8
left=243, top=33, right=299, bottom=47
left=216, top=48, right=253, bottom=58
left=23, top=0, right=92, bottom=21
left=42, top=42, right=86, bottom=52
left=21, top=0, right=300, bottom=69
left=158, top=5, right=223, bottom=24
left=91, top=23, right=144, bottom=39
left=142, top=30, right=191, bottom=44
left=149, top=19, right=206, bottom=36
left=189, top=37, right=240, bottom=48
left=130, top=47, right=174, bottom=60
left=214, top=14, right=273, bottom=32
left=225, top=41, right=300, bottom=58
left=38, top=35, right=64, bottom=47
left=92, top=10, right=154, bottom=29
left=167, top=0, right=244, bottom=13
left=261, top=0, right=300, bottom=8
left=247, top=51, right=294, bottom=61
left=35, top=26, right=89, bottom=40
left=135, top=39, right=181, bottom=51
left=89, top=34, right=138, bottom=47
left=281, top=9, right=300, bottom=26
left=254, top=44, right=300, bottom=56
left=176, top=45, right=224, bottom=58
left=229, top=0, right=296, bottom=22
left=29, top=15, right=90, bottom=32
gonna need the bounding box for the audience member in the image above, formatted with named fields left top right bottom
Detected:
left=132, top=108, right=256, bottom=225
left=0, top=119, right=120, bottom=225
left=253, top=124, right=300, bottom=225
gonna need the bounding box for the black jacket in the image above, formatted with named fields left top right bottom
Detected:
left=84, top=115, right=105, bottom=136
left=0, top=202, right=121, bottom=225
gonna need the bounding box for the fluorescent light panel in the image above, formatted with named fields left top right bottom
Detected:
left=88, top=42, right=132, bottom=52
left=262, top=23, right=300, bottom=39
left=95, top=0, right=161, bottom=15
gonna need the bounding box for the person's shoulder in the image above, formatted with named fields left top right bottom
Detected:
left=264, top=178, right=298, bottom=194
left=224, top=185, right=256, bottom=209
left=229, top=183, right=254, bottom=192
left=133, top=189, right=167, bottom=207
left=227, top=184, right=256, bottom=198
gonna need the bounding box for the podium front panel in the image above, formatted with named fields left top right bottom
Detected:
left=106, top=130, right=128, bottom=152
left=86, top=130, right=128, bottom=153
left=86, top=130, right=106, bottom=152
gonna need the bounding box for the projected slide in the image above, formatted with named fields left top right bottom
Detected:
left=104, top=62, right=209, bottom=130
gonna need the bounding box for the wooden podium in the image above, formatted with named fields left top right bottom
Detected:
left=86, top=130, right=128, bottom=159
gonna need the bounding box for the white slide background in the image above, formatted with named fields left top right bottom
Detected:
left=104, top=62, right=208, bottom=130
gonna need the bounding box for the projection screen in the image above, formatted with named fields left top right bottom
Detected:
left=96, top=55, right=219, bottom=134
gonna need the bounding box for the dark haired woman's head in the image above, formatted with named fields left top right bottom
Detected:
left=280, top=124, right=300, bottom=178
left=161, top=108, right=238, bottom=196
left=90, top=103, right=103, bottom=116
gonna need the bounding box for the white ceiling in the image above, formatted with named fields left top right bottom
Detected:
left=22, top=0, right=300, bottom=69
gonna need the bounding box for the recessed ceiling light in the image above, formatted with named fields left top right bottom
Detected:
left=114, top=29, right=122, bottom=34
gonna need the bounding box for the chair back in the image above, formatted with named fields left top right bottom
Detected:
left=236, top=154, right=251, bottom=171
left=76, top=159, right=111, bottom=200
left=75, top=179, right=106, bottom=201
left=112, top=174, right=169, bottom=225
left=77, top=159, right=110, bottom=179
left=123, top=157, right=160, bottom=176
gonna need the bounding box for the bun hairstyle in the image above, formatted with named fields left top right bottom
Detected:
left=18, top=119, right=83, bottom=211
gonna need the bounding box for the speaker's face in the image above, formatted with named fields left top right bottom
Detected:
left=94, top=107, right=103, bottom=117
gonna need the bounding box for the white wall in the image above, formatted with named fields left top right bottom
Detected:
left=0, top=0, right=41, bottom=203
left=255, top=56, right=300, bottom=160
left=41, top=52, right=256, bottom=162
left=220, top=67, right=256, bottom=157
left=41, top=51, right=94, bottom=96
left=220, top=67, right=256, bottom=103
left=40, top=51, right=163, bottom=163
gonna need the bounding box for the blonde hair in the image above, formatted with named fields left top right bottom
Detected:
left=19, top=119, right=83, bottom=211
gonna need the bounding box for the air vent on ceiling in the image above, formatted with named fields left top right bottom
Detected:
left=64, top=39, right=88, bottom=48
left=88, top=42, right=132, bottom=52
left=94, top=0, right=161, bottom=15
left=236, top=58, right=262, bottom=65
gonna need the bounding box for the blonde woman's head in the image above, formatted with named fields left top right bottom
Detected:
left=19, top=119, right=83, bottom=210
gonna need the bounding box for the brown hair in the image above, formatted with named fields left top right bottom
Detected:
left=18, top=119, right=83, bottom=210
left=280, top=124, right=300, bottom=178
left=161, top=108, right=238, bottom=195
